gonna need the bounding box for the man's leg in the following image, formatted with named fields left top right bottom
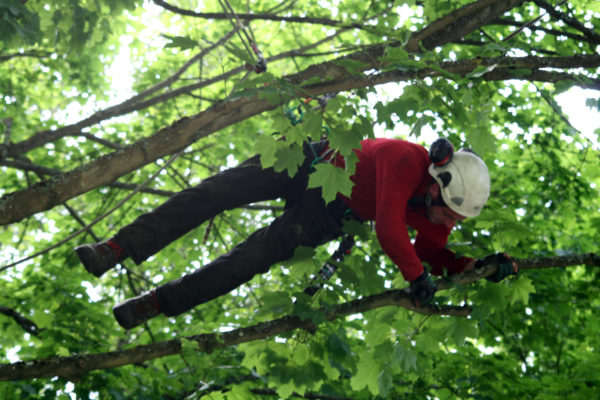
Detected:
left=75, top=155, right=295, bottom=276
left=113, top=188, right=348, bottom=328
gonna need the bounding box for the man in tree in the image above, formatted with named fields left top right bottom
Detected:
left=75, top=138, right=518, bottom=329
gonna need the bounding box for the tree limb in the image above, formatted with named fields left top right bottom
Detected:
left=492, top=17, right=588, bottom=43
left=0, top=31, right=236, bottom=159
left=0, top=289, right=468, bottom=381
left=153, top=0, right=368, bottom=30
left=0, top=50, right=52, bottom=62
left=405, top=0, right=527, bottom=52
left=1, top=52, right=599, bottom=227
left=0, top=0, right=528, bottom=160
left=0, top=29, right=344, bottom=158
left=1, top=251, right=597, bottom=381
left=1, top=0, right=526, bottom=159
left=0, top=306, right=41, bottom=336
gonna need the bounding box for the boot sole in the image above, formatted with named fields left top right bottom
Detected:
left=74, top=245, right=111, bottom=278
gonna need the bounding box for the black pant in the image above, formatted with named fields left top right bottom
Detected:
left=113, top=142, right=348, bottom=316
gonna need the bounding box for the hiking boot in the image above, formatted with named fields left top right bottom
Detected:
left=74, top=242, right=122, bottom=277
left=113, top=291, right=161, bottom=329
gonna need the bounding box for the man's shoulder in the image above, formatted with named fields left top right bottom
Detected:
left=362, top=138, right=429, bottom=161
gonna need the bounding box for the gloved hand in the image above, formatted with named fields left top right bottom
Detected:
left=476, top=253, right=517, bottom=282
left=409, top=271, right=437, bottom=306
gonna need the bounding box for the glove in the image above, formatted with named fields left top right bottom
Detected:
left=476, top=253, right=516, bottom=282
left=409, top=271, right=437, bottom=305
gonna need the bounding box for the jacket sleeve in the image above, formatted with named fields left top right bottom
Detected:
left=372, top=143, right=429, bottom=282
left=413, top=227, right=474, bottom=276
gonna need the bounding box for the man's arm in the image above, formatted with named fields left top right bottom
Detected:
left=372, top=142, right=431, bottom=281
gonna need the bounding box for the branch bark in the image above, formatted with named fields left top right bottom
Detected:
left=0, top=306, right=41, bottom=336
left=153, top=0, right=367, bottom=30
left=0, top=289, right=467, bottom=381
left=405, top=0, right=527, bottom=52
left=1, top=252, right=597, bottom=381
left=1, top=51, right=599, bottom=227
left=0, top=28, right=344, bottom=159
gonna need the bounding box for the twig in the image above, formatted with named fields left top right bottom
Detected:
left=533, top=0, right=600, bottom=44
left=152, top=0, right=368, bottom=30
left=503, top=0, right=568, bottom=42
left=0, top=306, right=41, bottom=336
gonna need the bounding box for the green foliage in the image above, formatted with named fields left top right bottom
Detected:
left=307, top=163, right=354, bottom=203
left=0, top=0, right=599, bottom=398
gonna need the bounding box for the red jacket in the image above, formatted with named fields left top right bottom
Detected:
left=336, top=138, right=472, bottom=282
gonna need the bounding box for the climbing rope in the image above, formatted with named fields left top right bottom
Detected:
left=217, top=0, right=267, bottom=73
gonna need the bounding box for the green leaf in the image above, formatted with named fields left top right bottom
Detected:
left=509, top=276, right=536, bottom=305
left=256, top=291, right=293, bottom=317
left=585, top=97, right=600, bottom=112
left=394, top=343, right=418, bottom=372
left=328, top=123, right=362, bottom=156
left=286, top=246, right=319, bottom=280
left=294, top=343, right=310, bottom=365
left=334, top=58, right=368, bottom=74
left=161, top=34, right=198, bottom=50
left=377, top=368, right=393, bottom=398
left=181, top=337, right=198, bottom=355
left=273, top=144, right=304, bottom=177
left=228, top=385, right=254, bottom=400
left=307, top=163, right=354, bottom=203
left=443, top=318, right=479, bottom=346
left=255, top=134, right=283, bottom=168
left=258, top=88, right=285, bottom=105
left=365, top=321, right=390, bottom=346
left=350, top=350, right=381, bottom=395
left=466, top=128, right=496, bottom=154
left=302, top=110, right=323, bottom=139
left=474, top=282, right=511, bottom=312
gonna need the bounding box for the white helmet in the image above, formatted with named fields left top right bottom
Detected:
left=428, top=150, right=490, bottom=218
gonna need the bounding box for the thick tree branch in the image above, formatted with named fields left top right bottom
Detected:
left=0, top=31, right=236, bottom=159
left=0, top=29, right=344, bottom=159
left=405, top=0, right=527, bottom=52
left=1, top=53, right=599, bottom=227
left=0, top=0, right=526, bottom=160
left=435, top=252, right=600, bottom=290
left=0, top=290, right=468, bottom=381
left=0, top=158, right=282, bottom=207
left=1, top=252, right=597, bottom=381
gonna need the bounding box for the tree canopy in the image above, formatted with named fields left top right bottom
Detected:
left=1, top=0, right=599, bottom=398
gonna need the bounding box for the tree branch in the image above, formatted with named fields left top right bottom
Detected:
left=1, top=53, right=599, bottom=227
left=532, top=0, right=600, bottom=44
left=492, top=17, right=588, bottom=43
left=405, top=0, right=527, bottom=52
left=0, top=30, right=236, bottom=158
left=1, top=29, right=344, bottom=159
left=0, top=0, right=526, bottom=160
left=0, top=306, right=41, bottom=336
left=0, top=50, right=52, bottom=62
left=0, top=158, right=284, bottom=206
left=152, top=0, right=368, bottom=30
left=1, top=251, right=597, bottom=381
left=0, top=289, right=468, bottom=381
